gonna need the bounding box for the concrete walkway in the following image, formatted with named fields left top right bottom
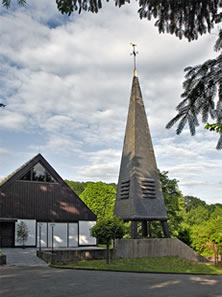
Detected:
left=1, top=248, right=48, bottom=266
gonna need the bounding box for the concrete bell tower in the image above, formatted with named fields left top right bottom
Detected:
left=114, top=44, right=170, bottom=238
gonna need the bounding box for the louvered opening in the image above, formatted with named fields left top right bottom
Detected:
left=140, top=178, right=156, bottom=199
left=120, top=179, right=130, bottom=199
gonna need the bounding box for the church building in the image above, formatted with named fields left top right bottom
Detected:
left=0, top=153, right=97, bottom=248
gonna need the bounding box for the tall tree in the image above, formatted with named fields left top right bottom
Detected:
left=79, top=182, right=116, bottom=219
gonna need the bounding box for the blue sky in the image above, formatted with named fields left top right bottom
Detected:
left=0, top=0, right=222, bottom=204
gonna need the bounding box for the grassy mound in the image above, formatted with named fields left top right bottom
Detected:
left=54, top=256, right=222, bottom=274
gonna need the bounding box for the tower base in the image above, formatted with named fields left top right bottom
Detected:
left=113, top=238, right=207, bottom=262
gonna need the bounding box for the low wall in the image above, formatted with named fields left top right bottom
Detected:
left=37, top=249, right=106, bottom=265
left=0, top=254, right=6, bottom=265
left=113, top=238, right=208, bottom=263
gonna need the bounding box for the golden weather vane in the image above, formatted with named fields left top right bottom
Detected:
left=130, top=42, right=138, bottom=76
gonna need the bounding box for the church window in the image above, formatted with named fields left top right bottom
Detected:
left=20, top=162, right=55, bottom=183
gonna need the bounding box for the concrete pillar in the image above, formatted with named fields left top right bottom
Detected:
left=142, top=221, right=148, bottom=238
left=161, top=220, right=170, bottom=238
left=131, top=221, right=138, bottom=239
left=148, top=221, right=152, bottom=238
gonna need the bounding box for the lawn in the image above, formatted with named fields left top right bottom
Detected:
left=54, top=257, right=222, bottom=275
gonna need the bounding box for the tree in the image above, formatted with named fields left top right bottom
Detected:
left=159, top=171, right=183, bottom=237
left=91, top=217, right=125, bottom=264
left=79, top=182, right=116, bottom=219
left=2, top=0, right=25, bottom=7
left=166, top=29, right=222, bottom=149
left=4, top=1, right=222, bottom=41
left=183, top=195, right=206, bottom=212
left=65, top=180, right=88, bottom=196
left=57, top=1, right=222, bottom=41
left=190, top=217, right=222, bottom=263
left=16, top=221, right=29, bottom=247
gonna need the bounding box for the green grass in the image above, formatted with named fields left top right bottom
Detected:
left=54, top=257, right=222, bottom=275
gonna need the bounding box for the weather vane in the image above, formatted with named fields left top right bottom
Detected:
left=130, top=42, right=138, bottom=76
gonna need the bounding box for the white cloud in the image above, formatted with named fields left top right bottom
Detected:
left=0, top=147, right=8, bottom=154
left=70, top=149, right=121, bottom=182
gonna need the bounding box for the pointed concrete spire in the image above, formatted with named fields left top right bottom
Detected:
left=114, top=73, right=169, bottom=236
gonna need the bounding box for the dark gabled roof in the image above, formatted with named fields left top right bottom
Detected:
left=0, top=153, right=64, bottom=190
left=0, top=154, right=97, bottom=221
left=0, top=155, right=38, bottom=187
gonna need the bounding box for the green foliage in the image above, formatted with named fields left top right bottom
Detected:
left=205, top=123, right=222, bottom=133
left=179, top=197, right=222, bottom=260
left=16, top=221, right=29, bottom=246
left=91, top=217, right=125, bottom=263
left=91, top=217, right=125, bottom=244
left=185, top=205, right=210, bottom=226
left=65, top=180, right=88, bottom=196
left=183, top=195, right=207, bottom=212
left=79, top=182, right=116, bottom=219
left=159, top=171, right=182, bottom=237
left=190, top=217, right=222, bottom=262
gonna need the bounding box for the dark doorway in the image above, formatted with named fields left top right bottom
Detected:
left=0, top=222, right=15, bottom=247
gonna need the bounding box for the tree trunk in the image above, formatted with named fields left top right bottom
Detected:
left=106, top=242, right=110, bottom=264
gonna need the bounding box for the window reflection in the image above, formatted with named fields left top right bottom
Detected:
left=20, top=162, right=55, bottom=183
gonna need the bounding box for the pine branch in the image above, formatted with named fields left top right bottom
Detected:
left=167, top=29, right=222, bottom=148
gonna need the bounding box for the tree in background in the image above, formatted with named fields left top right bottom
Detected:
left=190, top=217, right=222, bottom=264
left=79, top=182, right=116, bottom=219
left=16, top=221, right=29, bottom=247
left=65, top=180, right=88, bottom=196
left=160, top=171, right=182, bottom=237
left=183, top=195, right=207, bottom=212
left=91, top=217, right=125, bottom=264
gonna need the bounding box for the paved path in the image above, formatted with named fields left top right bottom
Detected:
left=1, top=266, right=222, bottom=297
left=1, top=248, right=47, bottom=266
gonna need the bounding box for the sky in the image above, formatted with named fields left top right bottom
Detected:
left=0, top=0, right=221, bottom=205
